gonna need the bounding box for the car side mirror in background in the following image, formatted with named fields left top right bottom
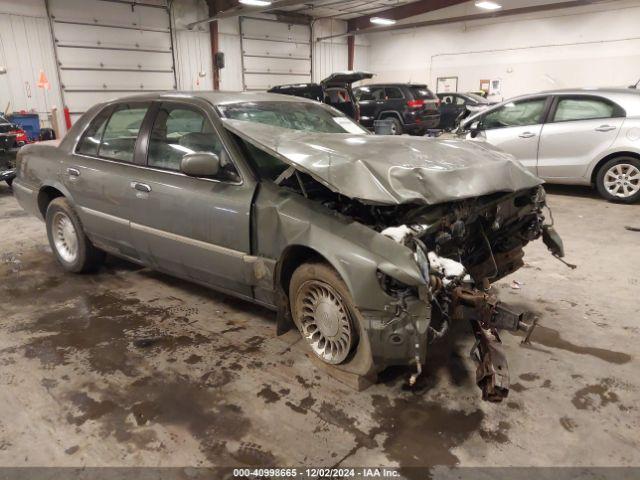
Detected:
left=469, top=121, right=482, bottom=138
left=180, top=152, right=220, bottom=177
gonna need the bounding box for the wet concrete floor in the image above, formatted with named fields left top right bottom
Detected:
left=0, top=183, right=638, bottom=471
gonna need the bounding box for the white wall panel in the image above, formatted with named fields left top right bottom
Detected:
left=48, top=0, right=176, bottom=121
left=171, top=0, right=212, bottom=91
left=364, top=0, right=640, bottom=101
left=0, top=8, right=64, bottom=131
left=240, top=15, right=311, bottom=91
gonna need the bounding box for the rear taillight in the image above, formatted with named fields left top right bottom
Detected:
left=407, top=99, right=425, bottom=108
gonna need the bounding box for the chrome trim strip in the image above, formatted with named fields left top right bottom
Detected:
left=131, top=221, right=246, bottom=259
left=72, top=152, right=243, bottom=186
left=79, top=206, right=129, bottom=225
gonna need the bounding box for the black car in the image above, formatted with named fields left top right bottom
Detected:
left=353, top=84, right=440, bottom=135
left=268, top=71, right=373, bottom=121
left=437, top=92, right=496, bottom=130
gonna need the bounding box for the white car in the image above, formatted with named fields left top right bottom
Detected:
left=459, top=88, right=640, bottom=203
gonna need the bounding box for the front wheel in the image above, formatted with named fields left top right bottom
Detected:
left=289, top=263, right=357, bottom=365
left=45, top=197, right=105, bottom=273
left=596, top=157, right=640, bottom=203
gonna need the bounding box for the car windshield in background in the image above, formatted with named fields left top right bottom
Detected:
left=409, top=86, right=436, bottom=99
left=218, top=101, right=368, bottom=134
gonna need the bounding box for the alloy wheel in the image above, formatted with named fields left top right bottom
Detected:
left=603, top=163, right=640, bottom=198
left=297, top=280, right=354, bottom=364
left=52, top=211, right=78, bottom=263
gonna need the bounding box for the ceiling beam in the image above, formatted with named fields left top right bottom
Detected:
left=189, top=0, right=309, bottom=29
left=320, top=0, right=596, bottom=40
left=347, top=0, right=469, bottom=32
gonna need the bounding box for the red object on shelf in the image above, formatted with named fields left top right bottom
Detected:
left=63, top=107, right=72, bottom=129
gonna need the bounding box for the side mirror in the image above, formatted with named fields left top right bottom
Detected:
left=180, top=152, right=220, bottom=177
left=469, top=120, right=482, bottom=138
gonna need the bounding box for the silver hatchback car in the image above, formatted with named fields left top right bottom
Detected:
left=459, top=88, right=640, bottom=203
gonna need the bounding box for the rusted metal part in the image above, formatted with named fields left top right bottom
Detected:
left=470, top=322, right=510, bottom=402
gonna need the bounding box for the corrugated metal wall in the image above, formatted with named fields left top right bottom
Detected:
left=0, top=4, right=64, bottom=130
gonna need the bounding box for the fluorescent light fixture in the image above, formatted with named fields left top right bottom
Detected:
left=370, top=17, right=397, bottom=26
left=239, top=0, right=272, bottom=6
left=474, top=1, right=502, bottom=10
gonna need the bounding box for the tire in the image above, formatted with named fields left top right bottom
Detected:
left=289, top=262, right=358, bottom=365
left=596, top=156, right=640, bottom=204
left=5, top=178, right=12, bottom=188
left=45, top=197, right=105, bottom=273
left=387, top=117, right=403, bottom=135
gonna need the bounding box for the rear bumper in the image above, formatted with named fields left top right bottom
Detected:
left=11, top=179, right=40, bottom=218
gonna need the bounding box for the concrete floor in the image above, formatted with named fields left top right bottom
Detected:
left=0, top=182, right=638, bottom=472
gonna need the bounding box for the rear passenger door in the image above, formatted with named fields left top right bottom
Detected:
left=537, top=95, right=625, bottom=179
left=383, top=87, right=405, bottom=119
left=129, top=101, right=256, bottom=297
left=67, top=102, right=150, bottom=260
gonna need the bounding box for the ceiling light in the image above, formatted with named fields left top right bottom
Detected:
left=239, top=0, right=272, bottom=6
left=370, top=17, right=397, bottom=25
left=475, top=1, right=502, bottom=10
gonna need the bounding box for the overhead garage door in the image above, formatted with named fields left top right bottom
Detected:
left=240, top=16, right=311, bottom=91
left=47, top=0, right=176, bottom=123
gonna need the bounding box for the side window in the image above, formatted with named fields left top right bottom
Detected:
left=99, top=105, right=149, bottom=162
left=441, top=95, right=454, bottom=104
left=356, top=86, right=385, bottom=101
left=76, top=108, right=111, bottom=156
left=147, top=104, right=234, bottom=178
left=552, top=97, right=621, bottom=122
left=455, top=96, right=467, bottom=106
left=385, top=87, right=404, bottom=99
left=482, top=98, right=547, bottom=130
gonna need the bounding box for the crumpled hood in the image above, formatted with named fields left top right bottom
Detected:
left=223, top=119, right=543, bottom=205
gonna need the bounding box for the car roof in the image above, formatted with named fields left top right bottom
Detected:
left=355, top=83, right=427, bottom=88
left=100, top=90, right=320, bottom=106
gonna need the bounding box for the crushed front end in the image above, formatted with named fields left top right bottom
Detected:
left=374, top=185, right=563, bottom=401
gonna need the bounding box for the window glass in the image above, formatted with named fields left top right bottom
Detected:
left=410, top=86, right=436, bottom=99
left=76, top=108, right=111, bottom=156
left=148, top=105, right=222, bottom=172
left=237, top=136, right=289, bottom=181
left=482, top=98, right=546, bottom=129
left=355, top=86, right=385, bottom=101
left=440, top=95, right=454, bottom=104
left=553, top=98, right=616, bottom=122
left=219, top=101, right=368, bottom=134
left=98, top=105, right=148, bottom=162
left=455, top=96, right=467, bottom=106
left=385, top=87, right=403, bottom=99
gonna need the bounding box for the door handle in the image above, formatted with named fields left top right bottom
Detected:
left=519, top=132, right=536, bottom=139
left=131, top=182, right=151, bottom=193
left=595, top=125, right=616, bottom=132
left=67, top=167, right=80, bottom=177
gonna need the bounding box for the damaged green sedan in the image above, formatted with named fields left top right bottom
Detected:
left=12, top=92, right=564, bottom=401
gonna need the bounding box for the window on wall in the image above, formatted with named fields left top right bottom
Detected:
left=98, top=105, right=149, bottom=162
left=147, top=104, right=223, bottom=172
left=482, top=98, right=547, bottom=129
left=553, top=97, right=621, bottom=122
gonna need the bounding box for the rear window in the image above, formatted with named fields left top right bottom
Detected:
left=410, top=86, right=436, bottom=100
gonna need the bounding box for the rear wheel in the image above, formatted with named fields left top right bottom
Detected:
left=596, top=157, right=640, bottom=203
left=387, top=117, right=403, bottom=135
left=45, top=197, right=105, bottom=273
left=289, top=263, right=357, bottom=365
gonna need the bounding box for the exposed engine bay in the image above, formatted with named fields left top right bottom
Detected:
left=279, top=170, right=565, bottom=401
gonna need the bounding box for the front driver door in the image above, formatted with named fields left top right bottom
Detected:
left=471, top=96, right=550, bottom=174
left=129, top=101, right=256, bottom=297
left=537, top=95, right=625, bottom=179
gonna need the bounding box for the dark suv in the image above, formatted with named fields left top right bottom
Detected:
left=268, top=71, right=373, bottom=121
left=354, top=84, right=440, bottom=135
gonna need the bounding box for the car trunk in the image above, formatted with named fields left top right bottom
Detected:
left=320, top=71, right=374, bottom=120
